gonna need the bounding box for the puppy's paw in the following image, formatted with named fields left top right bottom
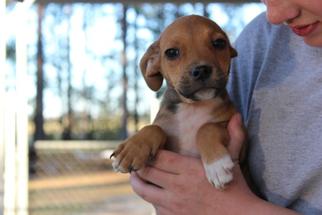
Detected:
left=111, top=125, right=166, bottom=173
left=204, top=155, right=234, bottom=189
left=110, top=140, right=156, bottom=173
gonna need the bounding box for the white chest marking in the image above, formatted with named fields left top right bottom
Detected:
left=169, top=103, right=215, bottom=156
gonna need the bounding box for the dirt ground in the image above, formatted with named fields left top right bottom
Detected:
left=29, top=148, right=155, bottom=215
left=29, top=171, right=155, bottom=215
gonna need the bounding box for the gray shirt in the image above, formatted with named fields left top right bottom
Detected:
left=228, top=12, right=322, bottom=214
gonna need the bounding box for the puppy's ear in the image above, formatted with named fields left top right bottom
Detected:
left=140, top=41, right=163, bottom=91
left=230, top=46, right=238, bottom=58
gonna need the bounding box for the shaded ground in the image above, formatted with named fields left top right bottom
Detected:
left=29, top=146, right=154, bottom=215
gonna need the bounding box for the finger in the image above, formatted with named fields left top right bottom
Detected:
left=227, top=113, right=246, bottom=160
left=136, top=166, right=176, bottom=189
left=150, top=150, right=199, bottom=174
left=130, top=172, right=167, bottom=207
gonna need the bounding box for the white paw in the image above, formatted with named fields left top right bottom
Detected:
left=204, top=155, right=234, bottom=189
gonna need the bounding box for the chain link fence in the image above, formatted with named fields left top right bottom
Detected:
left=29, top=141, right=154, bottom=215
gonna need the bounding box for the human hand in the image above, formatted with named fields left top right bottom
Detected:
left=130, top=113, right=255, bottom=215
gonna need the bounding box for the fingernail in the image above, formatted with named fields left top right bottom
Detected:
left=235, top=113, right=242, bottom=124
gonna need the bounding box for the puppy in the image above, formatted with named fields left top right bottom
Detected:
left=111, top=15, right=239, bottom=189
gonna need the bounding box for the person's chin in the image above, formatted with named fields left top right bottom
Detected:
left=304, top=23, right=322, bottom=47
left=304, top=36, right=322, bottom=47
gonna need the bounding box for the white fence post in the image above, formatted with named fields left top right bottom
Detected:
left=0, top=0, right=7, bottom=213
left=15, top=2, right=30, bottom=215
left=2, top=1, right=35, bottom=214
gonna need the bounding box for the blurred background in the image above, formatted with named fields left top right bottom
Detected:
left=0, top=0, right=264, bottom=214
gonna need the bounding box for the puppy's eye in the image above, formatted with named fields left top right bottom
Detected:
left=165, top=48, right=180, bottom=60
left=212, top=39, right=227, bottom=50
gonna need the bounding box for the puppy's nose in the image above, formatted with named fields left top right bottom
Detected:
left=191, top=65, right=212, bottom=81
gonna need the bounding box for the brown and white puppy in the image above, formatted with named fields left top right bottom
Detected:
left=111, top=15, right=238, bottom=189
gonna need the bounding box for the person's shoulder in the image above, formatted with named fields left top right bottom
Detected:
left=235, top=12, right=293, bottom=59
left=244, top=12, right=270, bottom=31
left=235, top=12, right=271, bottom=47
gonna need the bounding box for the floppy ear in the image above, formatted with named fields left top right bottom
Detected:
left=140, top=41, right=163, bottom=91
left=221, top=30, right=238, bottom=58
left=230, top=46, right=238, bottom=58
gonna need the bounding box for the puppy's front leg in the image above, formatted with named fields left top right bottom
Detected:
left=111, top=125, right=167, bottom=173
left=197, top=123, right=234, bottom=189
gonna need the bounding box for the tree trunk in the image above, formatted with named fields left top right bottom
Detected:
left=120, top=4, right=129, bottom=139
left=203, top=3, right=209, bottom=17
left=133, top=9, right=140, bottom=132
left=33, top=3, right=45, bottom=141
left=63, top=5, right=73, bottom=140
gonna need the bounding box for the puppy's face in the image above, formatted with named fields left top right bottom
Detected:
left=140, top=15, right=237, bottom=102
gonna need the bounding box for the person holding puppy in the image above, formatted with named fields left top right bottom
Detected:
left=130, top=0, right=322, bottom=214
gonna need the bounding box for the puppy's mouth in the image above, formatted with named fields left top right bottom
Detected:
left=178, top=86, right=224, bottom=101
left=176, top=67, right=227, bottom=102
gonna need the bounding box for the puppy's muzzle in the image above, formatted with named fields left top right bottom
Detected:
left=191, top=65, right=212, bottom=82
left=178, top=64, right=227, bottom=101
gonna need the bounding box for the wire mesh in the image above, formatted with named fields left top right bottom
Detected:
left=29, top=141, right=154, bottom=215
